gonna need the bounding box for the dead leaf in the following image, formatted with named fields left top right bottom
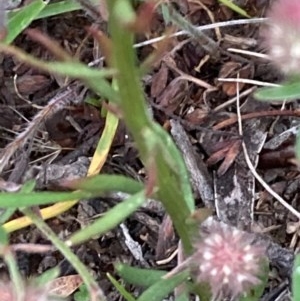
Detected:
left=185, top=107, right=208, bottom=126
left=126, top=2, right=156, bottom=33
left=218, top=62, right=254, bottom=96
left=156, top=78, right=188, bottom=114
left=217, top=139, right=241, bottom=176
left=206, top=146, right=229, bottom=166
left=151, top=64, right=169, bottom=98
left=206, top=139, right=242, bottom=176
left=155, top=215, right=175, bottom=260
left=49, top=275, right=83, bottom=297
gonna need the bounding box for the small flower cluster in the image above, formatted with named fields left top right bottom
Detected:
left=265, top=0, right=300, bottom=75
left=191, top=222, right=265, bottom=299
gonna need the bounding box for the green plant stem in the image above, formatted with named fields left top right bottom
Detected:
left=4, top=250, right=25, bottom=301
left=108, top=2, right=152, bottom=139
left=106, top=0, right=195, bottom=253
left=22, top=208, right=105, bottom=301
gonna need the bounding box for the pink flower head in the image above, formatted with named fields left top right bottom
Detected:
left=191, top=223, right=265, bottom=299
left=266, top=0, right=300, bottom=75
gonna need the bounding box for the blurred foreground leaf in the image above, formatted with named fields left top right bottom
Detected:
left=68, top=190, right=145, bottom=245
left=115, top=263, right=166, bottom=288
left=137, top=270, right=189, bottom=301
left=4, top=0, right=49, bottom=44
left=255, top=79, right=300, bottom=101
left=107, top=273, right=136, bottom=301
left=292, top=254, right=300, bottom=301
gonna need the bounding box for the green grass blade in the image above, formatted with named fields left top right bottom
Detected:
left=115, top=263, right=166, bottom=288
left=7, top=0, right=100, bottom=20
left=23, top=208, right=103, bottom=300
left=255, top=80, right=300, bottom=101
left=33, top=267, right=60, bottom=287
left=0, top=226, right=8, bottom=245
left=218, top=0, right=251, bottom=18
left=0, top=209, right=16, bottom=224
left=4, top=0, right=49, bottom=44
left=107, top=273, right=136, bottom=301
left=137, top=270, right=190, bottom=301
left=67, top=190, right=146, bottom=245
left=35, top=0, right=91, bottom=19
left=0, top=44, right=115, bottom=79
left=293, top=254, right=300, bottom=301
left=0, top=191, right=88, bottom=208
left=0, top=175, right=143, bottom=208
left=0, top=180, right=36, bottom=224
left=0, top=43, right=119, bottom=101
left=64, top=174, right=143, bottom=194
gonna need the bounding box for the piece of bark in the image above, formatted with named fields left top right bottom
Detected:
left=170, top=119, right=214, bottom=208
left=214, top=99, right=270, bottom=230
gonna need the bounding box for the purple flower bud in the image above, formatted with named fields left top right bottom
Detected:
left=266, top=0, right=300, bottom=75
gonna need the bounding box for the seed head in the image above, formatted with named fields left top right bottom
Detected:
left=191, top=223, right=265, bottom=299
left=266, top=0, right=300, bottom=75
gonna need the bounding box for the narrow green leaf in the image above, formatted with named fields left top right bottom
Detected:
left=0, top=226, right=8, bottom=245
left=0, top=175, right=144, bottom=208
left=137, top=271, right=190, bottom=301
left=113, top=0, right=135, bottom=23
left=0, top=209, right=16, bottom=225
left=153, top=123, right=194, bottom=212
left=4, top=0, right=49, bottom=44
left=255, top=81, right=300, bottom=101
left=34, top=267, right=60, bottom=287
left=43, top=61, right=115, bottom=79
left=107, top=273, right=136, bottom=301
left=0, top=180, right=36, bottom=225
left=115, top=263, right=166, bottom=288
left=0, top=44, right=119, bottom=102
left=7, top=0, right=101, bottom=20
left=84, top=76, right=120, bottom=104
left=35, top=0, right=90, bottom=19
left=22, top=208, right=100, bottom=301
left=0, top=191, right=88, bottom=208
left=20, top=179, right=36, bottom=193
left=293, top=254, right=300, bottom=301
left=161, top=4, right=171, bottom=25
left=0, top=45, right=115, bottom=80
left=218, top=0, right=251, bottom=18
left=68, top=190, right=145, bottom=245
left=74, top=284, right=89, bottom=301
left=65, top=174, right=143, bottom=194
